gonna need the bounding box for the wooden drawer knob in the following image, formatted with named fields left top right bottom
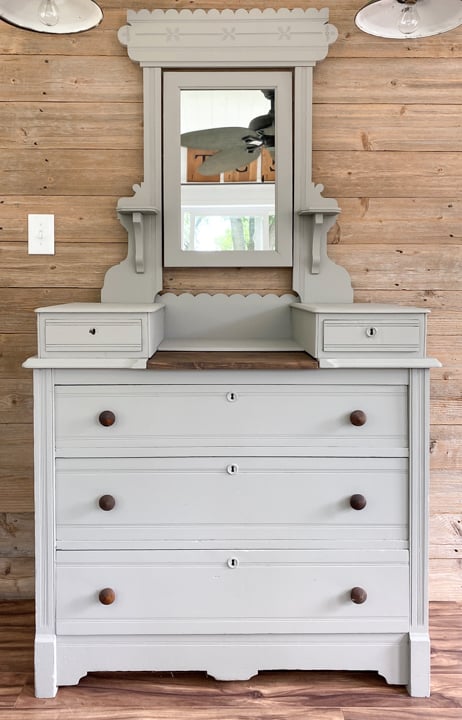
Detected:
left=350, top=586, right=368, bottom=604
left=350, top=494, right=367, bottom=511
left=98, top=494, right=116, bottom=511
left=98, top=588, right=116, bottom=605
left=349, top=410, right=367, bottom=427
left=98, top=410, right=116, bottom=427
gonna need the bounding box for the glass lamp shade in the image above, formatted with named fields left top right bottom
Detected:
left=0, top=0, right=103, bottom=34
left=355, top=0, right=462, bottom=39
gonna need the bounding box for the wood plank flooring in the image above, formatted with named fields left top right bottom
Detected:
left=0, top=601, right=461, bottom=719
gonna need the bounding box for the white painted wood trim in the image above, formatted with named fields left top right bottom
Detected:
left=33, top=369, right=57, bottom=698
left=157, top=292, right=296, bottom=343
left=118, top=8, right=338, bottom=67
left=319, top=359, right=441, bottom=369
left=294, top=303, right=431, bottom=315
left=55, top=633, right=408, bottom=688
left=23, top=358, right=148, bottom=370
left=101, top=68, right=163, bottom=303
left=407, top=368, right=431, bottom=697
left=158, top=339, right=302, bottom=352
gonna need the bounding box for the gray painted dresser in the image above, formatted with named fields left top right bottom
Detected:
left=24, top=7, right=438, bottom=699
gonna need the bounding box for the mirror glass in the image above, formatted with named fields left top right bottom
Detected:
left=180, top=89, right=275, bottom=254
left=163, top=71, right=292, bottom=267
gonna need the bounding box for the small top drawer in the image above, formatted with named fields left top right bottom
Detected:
left=291, top=303, right=428, bottom=359
left=36, top=303, right=164, bottom=359
left=323, top=319, right=421, bottom=353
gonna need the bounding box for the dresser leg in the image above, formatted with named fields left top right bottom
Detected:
left=35, top=634, right=58, bottom=698
left=407, top=631, right=431, bottom=697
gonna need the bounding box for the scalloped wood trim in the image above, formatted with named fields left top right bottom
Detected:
left=119, top=7, right=338, bottom=67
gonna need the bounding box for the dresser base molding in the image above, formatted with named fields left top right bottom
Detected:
left=36, top=633, right=417, bottom=695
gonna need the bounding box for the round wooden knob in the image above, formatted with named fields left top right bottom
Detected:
left=350, top=586, right=368, bottom=604
left=350, top=494, right=367, bottom=511
left=98, top=588, right=116, bottom=605
left=349, top=410, right=367, bottom=427
left=98, top=494, right=116, bottom=511
left=98, top=410, right=116, bottom=427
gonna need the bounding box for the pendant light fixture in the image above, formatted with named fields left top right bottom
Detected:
left=0, top=0, right=103, bottom=34
left=355, top=0, right=462, bottom=39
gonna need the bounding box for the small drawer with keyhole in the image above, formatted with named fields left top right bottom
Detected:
left=291, top=304, right=427, bottom=358
left=322, top=319, right=422, bottom=354
left=36, top=304, right=164, bottom=358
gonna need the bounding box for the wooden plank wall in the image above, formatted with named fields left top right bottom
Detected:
left=0, top=0, right=461, bottom=601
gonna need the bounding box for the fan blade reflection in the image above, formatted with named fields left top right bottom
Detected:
left=198, top=145, right=262, bottom=176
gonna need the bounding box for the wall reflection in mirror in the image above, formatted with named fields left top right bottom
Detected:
left=180, top=89, right=276, bottom=253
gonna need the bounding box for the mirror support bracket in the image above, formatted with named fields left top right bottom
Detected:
left=294, top=184, right=353, bottom=304
left=101, top=66, right=163, bottom=303
left=312, top=213, right=324, bottom=275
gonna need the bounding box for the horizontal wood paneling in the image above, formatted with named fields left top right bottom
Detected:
left=430, top=473, right=462, bottom=515
left=314, top=58, right=462, bottom=103
left=0, top=380, right=32, bottom=424
left=0, top=1, right=461, bottom=601
left=0, top=335, right=36, bottom=376
left=313, top=106, right=462, bottom=152
left=162, top=267, right=294, bottom=295
left=0, top=558, right=34, bottom=600
left=0, top=244, right=126, bottom=288
left=330, top=198, right=461, bottom=245
left=314, top=152, right=462, bottom=199
left=0, top=288, right=100, bottom=333
left=0, top=103, right=142, bottom=150
left=1, top=1, right=462, bottom=60
left=0, top=56, right=141, bottom=102
left=4, top=104, right=462, bottom=154
left=0, top=196, right=125, bottom=242
left=429, top=561, right=462, bottom=602
left=430, top=426, right=462, bottom=470
left=329, top=245, right=462, bottom=290
left=0, top=426, right=33, bottom=513
left=0, top=516, right=33, bottom=557
left=0, top=150, right=142, bottom=195
left=0, top=148, right=462, bottom=201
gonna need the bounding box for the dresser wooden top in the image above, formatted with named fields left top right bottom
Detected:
left=147, top=351, right=319, bottom=371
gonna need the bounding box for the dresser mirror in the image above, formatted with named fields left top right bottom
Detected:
left=163, top=70, right=293, bottom=267
left=102, top=8, right=352, bottom=305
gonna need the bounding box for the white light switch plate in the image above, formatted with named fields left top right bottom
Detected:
left=28, top=214, right=55, bottom=254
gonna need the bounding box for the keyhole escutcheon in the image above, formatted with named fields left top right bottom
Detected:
left=227, top=464, right=239, bottom=475
left=226, top=392, right=238, bottom=402
left=365, top=326, right=377, bottom=338
left=227, top=557, right=239, bottom=569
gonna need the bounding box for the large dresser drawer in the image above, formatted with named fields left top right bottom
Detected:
left=56, top=457, right=408, bottom=546
left=56, top=549, right=409, bottom=635
left=54, top=384, right=408, bottom=455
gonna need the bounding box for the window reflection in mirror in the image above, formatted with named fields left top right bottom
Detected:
left=180, top=89, right=275, bottom=254
left=163, top=71, right=292, bottom=267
